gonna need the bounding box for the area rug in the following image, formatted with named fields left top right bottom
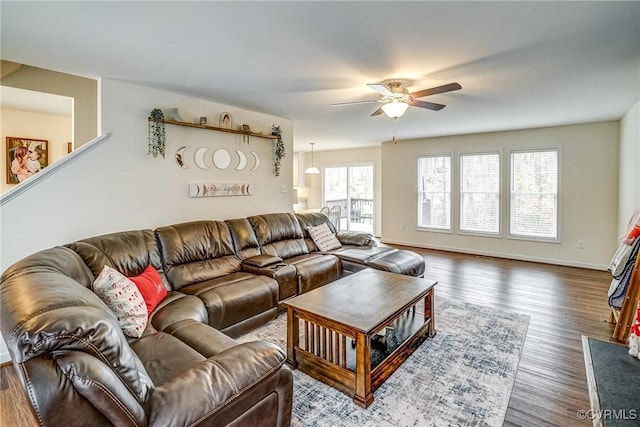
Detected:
left=239, top=298, right=529, bottom=427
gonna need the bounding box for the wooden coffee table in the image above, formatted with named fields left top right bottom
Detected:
left=282, top=269, right=436, bottom=408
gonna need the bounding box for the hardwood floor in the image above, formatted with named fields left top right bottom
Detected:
left=0, top=247, right=615, bottom=426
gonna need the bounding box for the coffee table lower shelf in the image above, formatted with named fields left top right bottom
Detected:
left=285, top=288, right=435, bottom=408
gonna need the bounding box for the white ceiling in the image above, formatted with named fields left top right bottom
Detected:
left=2, top=1, right=638, bottom=152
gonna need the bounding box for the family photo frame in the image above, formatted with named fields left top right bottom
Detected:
left=6, top=136, right=49, bottom=184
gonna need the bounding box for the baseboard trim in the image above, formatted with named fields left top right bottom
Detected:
left=380, top=238, right=608, bottom=271
left=0, top=350, right=11, bottom=365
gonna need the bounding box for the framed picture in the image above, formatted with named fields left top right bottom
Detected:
left=6, top=137, right=49, bottom=184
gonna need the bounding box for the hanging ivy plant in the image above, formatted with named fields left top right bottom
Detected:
left=148, top=108, right=166, bottom=158
left=271, top=124, right=285, bottom=176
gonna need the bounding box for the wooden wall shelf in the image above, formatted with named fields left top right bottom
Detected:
left=159, top=119, right=278, bottom=140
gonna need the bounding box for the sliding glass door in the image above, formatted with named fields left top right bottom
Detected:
left=323, top=164, right=374, bottom=233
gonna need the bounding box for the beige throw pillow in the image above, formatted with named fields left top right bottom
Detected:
left=307, top=223, right=342, bottom=252
left=92, top=265, right=148, bottom=338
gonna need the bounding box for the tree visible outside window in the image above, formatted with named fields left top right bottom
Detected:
left=417, top=155, right=451, bottom=230
left=510, top=149, right=558, bottom=239
left=460, top=153, right=500, bottom=234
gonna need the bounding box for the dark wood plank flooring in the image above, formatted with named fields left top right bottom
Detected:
left=0, top=247, right=615, bottom=426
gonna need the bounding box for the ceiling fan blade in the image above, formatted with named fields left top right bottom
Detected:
left=409, top=100, right=446, bottom=111
left=367, top=83, right=392, bottom=96
left=370, top=107, right=384, bottom=116
left=410, top=82, right=462, bottom=99
left=330, top=100, right=379, bottom=106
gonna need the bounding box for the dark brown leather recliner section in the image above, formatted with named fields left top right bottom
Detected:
left=0, top=211, right=424, bottom=426
left=155, top=220, right=279, bottom=338
left=248, top=213, right=342, bottom=295
left=227, top=217, right=298, bottom=305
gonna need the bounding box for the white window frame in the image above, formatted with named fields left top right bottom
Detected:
left=417, top=154, right=452, bottom=232
left=508, top=148, right=560, bottom=242
left=459, top=151, right=501, bottom=236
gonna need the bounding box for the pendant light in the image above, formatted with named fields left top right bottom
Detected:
left=305, top=142, right=320, bottom=174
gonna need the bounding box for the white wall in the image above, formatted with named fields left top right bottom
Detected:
left=1, top=108, right=72, bottom=194
left=618, top=101, right=640, bottom=233
left=380, top=121, right=620, bottom=269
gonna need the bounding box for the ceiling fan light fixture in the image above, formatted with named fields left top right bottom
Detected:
left=382, top=100, right=409, bottom=119
left=305, top=142, right=320, bottom=174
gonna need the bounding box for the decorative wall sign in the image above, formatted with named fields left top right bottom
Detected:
left=173, top=146, right=260, bottom=172
left=189, top=183, right=252, bottom=198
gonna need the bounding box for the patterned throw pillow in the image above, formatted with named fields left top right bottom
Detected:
left=92, top=265, right=148, bottom=338
left=307, top=223, right=342, bottom=252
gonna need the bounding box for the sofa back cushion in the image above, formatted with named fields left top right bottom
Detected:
left=1, top=246, right=95, bottom=288
left=66, top=229, right=169, bottom=289
left=225, top=218, right=261, bottom=260
left=155, top=221, right=241, bottom=290
left=248, top=213, right=309, bottom=259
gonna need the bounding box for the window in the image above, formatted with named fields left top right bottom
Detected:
left=417, top=155, right=451, bottom=230
left=460, top=153, right=500, bottom=234
left=510, top=149, right=558, bottom=239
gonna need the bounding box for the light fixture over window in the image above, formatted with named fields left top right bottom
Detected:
left=381, top=100, right=410, bottom=119
left=305, top=142, right=320, bottom=174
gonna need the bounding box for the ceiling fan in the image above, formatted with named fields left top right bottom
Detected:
left=331, top=81, right=462, bottom=119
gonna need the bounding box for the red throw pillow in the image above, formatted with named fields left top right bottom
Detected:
left=129, top=265, right=168, bottom=314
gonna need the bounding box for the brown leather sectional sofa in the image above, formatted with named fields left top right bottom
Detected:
left=0, top=211, right=424, bottom=427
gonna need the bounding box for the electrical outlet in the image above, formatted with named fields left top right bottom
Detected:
left=281, top=185, right=288, bottom=193
left=577, top=240, right=584, bottom=249
left=401, top=224, right=406, bottom=231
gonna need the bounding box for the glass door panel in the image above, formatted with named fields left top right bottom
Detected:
left=323, top=164, right=374, bottom=233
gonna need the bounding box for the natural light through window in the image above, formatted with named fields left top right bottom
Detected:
left=460, top=152, right=500, bottom=234
left=510, top=149, right=559, bottom=240
left=417, top=155, right=451, bottom=230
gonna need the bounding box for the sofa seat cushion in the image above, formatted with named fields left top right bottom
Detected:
left=130, top=332, right=205, bottom=386
left=366, top=249, right=425, bottom=277
left=179, top=272, right=279, bottom=330
left=163, top=319, right=238, bottom=358
left=332, top=246, right=397, bottom=263
left=287, top=254, right=341, bottom=294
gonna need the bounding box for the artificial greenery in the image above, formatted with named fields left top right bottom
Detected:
left=148, top=108, right=166, bottom=158
left=271, top=124, right=285, bottom=176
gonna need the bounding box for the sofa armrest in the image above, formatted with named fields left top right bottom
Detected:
left=147, top=340, right=292, bottom=426
left=242, top=254, right=284, bottom=268
left=336, top=231, right=376, bottom=247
